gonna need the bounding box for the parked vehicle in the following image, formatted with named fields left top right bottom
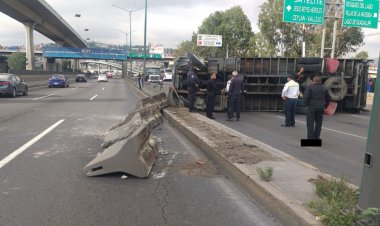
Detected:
left=0, top=73, right=28, bottom=97
left=76, top=74, right=87, bottom=82
left=97, top=74, right=108, bottom=82
left=48, top=74, right=69, bottom=88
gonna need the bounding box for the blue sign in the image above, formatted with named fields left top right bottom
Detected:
left=42, top=47, right=128, bottom=60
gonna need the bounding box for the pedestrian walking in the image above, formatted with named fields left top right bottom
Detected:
left=281, top=74, right=300, bottom=127
left=226, top=71, right=243, bottom=121
left=303, top=76, right=331, bottom=139
left=187, top=66, right=199, bottom=112
left=206, top=72, right=217, bottom=119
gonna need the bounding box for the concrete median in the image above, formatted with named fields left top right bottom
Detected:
left=163, top=107, right=324, bottom=226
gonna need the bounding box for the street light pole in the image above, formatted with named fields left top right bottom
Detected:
left=143, top=0, right=147, bottom=77
left=112, top=4, right=144, bottom=76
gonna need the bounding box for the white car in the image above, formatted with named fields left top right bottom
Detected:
left=97, top=74, right=108, bottom=82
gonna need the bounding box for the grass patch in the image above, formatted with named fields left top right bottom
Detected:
left=309, top=176, right=359, bottom=226
left=256, top=166, right=273, bottom=182
left=360, top=208, right=380, bottom=226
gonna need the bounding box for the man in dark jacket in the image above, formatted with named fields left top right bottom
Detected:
left=187, top=66, right=199, bottom=112
left=206, top=72, right=217, bottom=119
left=303, top=76, right=331, bottom=139
left=226, top=71, right=244, bottom=121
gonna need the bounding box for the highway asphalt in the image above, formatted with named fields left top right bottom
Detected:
left=0, top=79, right=279, bottom=226
left=211, top=109, right=370, bottom=185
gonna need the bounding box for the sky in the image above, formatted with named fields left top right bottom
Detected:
left=0, top=0, right=379, bottom=58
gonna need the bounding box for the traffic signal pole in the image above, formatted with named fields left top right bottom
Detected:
left=359, top=55, right=380, bottom=209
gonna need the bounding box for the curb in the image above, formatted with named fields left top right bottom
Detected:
left=163, top=108, right=323, bottom=226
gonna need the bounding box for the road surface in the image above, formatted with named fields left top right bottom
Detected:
left=0, top=79, right=279, bottom=226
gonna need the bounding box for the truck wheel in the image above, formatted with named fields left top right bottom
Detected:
left=324, top=76, right=347, bottom=101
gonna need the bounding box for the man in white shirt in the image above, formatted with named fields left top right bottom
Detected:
left=281, top=74, right=300, bottom=127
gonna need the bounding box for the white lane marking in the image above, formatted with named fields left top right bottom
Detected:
left=152, top=153, right=178, bottom=179
left=351, top=115, right=370, bottom=120
left=101, top=87, right=105, bottom=91
left=276, top=116, right=367, bottom=140
left=90, top=94, right=98, bottom=101
left=32, top=94, right=54, bottom=100
left=0, top=119, right=65, bottom=169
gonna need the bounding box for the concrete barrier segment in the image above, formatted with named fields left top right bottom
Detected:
left=102, top=113, right=143, bottom=149
left=85, top=125, right=158, bottom=178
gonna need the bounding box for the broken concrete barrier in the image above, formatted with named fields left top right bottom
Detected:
left=84, top=125, right=159, bottom=178
left=85, top=91, right=167, bottom=178
left=102, top=113, right=143, bottom=149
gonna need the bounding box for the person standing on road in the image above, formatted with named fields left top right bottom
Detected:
left=206, top=72, right=218, bottom=119
left=281, top=75, right=300, bottom=127
left=138, top=73, right=142, bottom=90
left=187, top=66, right=199, bottom=112
left=226, top=71, right=243, bottom=121
left=303, top=76, right=331, bottom=139
left=224, top=74, right=233, bottom=116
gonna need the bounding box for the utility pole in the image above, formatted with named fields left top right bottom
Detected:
left=302, top=24, right=306, bottom=57
left=112, top=4, right=144, bottom=76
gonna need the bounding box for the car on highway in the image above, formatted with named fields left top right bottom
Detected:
left=105, top=71, right=113, bottom=79
left=97, top=74, right=108, bottom=82
left=163, top=68, right=173, bottom=82
left=0, top=73, right=28, bottom=97
left=76, top=74, right=87, bottom=82
left=48, top=74, right=69, bottom=88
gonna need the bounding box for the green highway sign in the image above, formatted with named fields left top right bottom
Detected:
left=127, top=53, right=163, bottom=59
left=283, top=0, right=325, bottom=25
left=343, top=0, right=379, bottom=29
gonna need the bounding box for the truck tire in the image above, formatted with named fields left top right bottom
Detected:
left=324, top=76, right=347, bottom=101
left=296, top=57, right=323, bottom=65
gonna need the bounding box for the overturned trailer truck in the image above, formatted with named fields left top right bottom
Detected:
left=172, top=53, right=369, bottom=113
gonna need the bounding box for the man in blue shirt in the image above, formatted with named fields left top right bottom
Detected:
left=187, top=66, right=199, bottom=112
left=226, top=71, right=243, bottom=121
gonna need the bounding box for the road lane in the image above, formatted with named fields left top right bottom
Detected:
left=276, top=116, right=367, bottom=140
left=212, top=111, right=368, bottom=185
left=0, top=79, right=279, bottom=225
left=0, top=119, right=65, bottom=169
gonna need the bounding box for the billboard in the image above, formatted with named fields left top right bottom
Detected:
left=197, top=34, right=222, bottom=47
left=149, top=44, right=164, bottom=55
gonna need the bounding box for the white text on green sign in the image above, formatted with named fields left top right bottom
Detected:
left=283, top=0, right=325, bottom=25
left=343, top=0, right=379, bottom=29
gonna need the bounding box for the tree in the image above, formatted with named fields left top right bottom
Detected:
left=257, top=0, right=364, bottom=57
left=175, top=39, right=196, bottom=58
left=354, top=51, right=369, bottom=59
left=177, top=6, right=254, bottom=59
left=7, top=52, right=26, bottom=71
